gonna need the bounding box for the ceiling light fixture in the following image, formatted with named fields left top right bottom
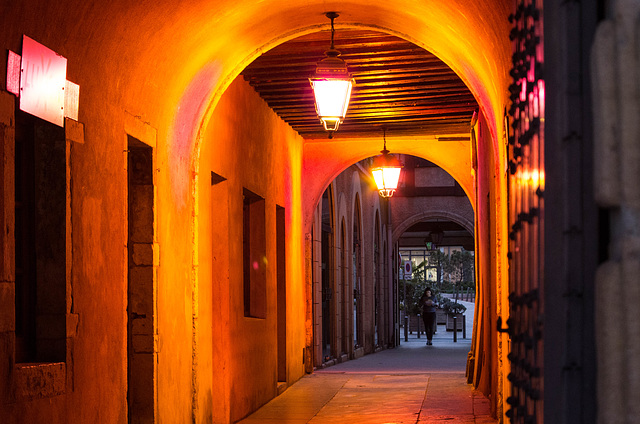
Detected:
left=309, top=12, right=354, bottom=135
left=371, top=129, right=403, bottom=198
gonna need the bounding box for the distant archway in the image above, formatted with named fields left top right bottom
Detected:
left=392, top=211, right=474, bottom=245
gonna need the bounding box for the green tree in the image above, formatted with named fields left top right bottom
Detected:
left=448, top=250, right=474, bottom=286
left=427, top=249, right=474, bottom=292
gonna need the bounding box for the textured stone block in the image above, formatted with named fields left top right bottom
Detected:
left=13, top=362, right=66, bottom=401
left=132, top=334, right=157, bottom=354
left=131, top=316, right=153, bottom=335
left=65, top=118, right=84, bottom=144
left=129, top=352, right=156, bottom=423
left=125, top=111, right=157, bottom=149
left=129, top=186, right=154, bottom=243
left=132, top=243, right=153, bottom=266
left=129, top=267, right=154, bottom=315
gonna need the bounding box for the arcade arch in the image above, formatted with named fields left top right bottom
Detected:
left=393, top=211, right=475, bottom=245
left=179, top=4, right=513, bottom=412
left=189, top=14, right=512, bottom=417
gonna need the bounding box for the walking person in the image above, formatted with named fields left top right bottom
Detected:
left=420, top=288, right=438, bottom=345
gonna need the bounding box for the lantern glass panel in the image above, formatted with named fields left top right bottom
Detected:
left=311, top=79, right=353, bottom=119
left=372, top=167, right=401, bottom=192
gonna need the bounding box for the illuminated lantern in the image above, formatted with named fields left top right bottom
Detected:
left=371, top=131, right=403, bottom=197
left=309, top=12, right=354, bottom=133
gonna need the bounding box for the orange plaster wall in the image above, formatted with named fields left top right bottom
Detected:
left=80, top=0, right=512, bottom=216
left=198, top=77, right=305, bottom=422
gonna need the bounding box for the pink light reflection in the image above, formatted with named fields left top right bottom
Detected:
left=169, top=62, right=222, bottom=206
left=538, top=80, right=545, bottom=118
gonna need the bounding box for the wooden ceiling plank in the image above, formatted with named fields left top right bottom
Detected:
left=240, top=28, right=478, bottom=140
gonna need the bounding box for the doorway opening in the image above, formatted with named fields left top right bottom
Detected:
left=320, top=187, right=335, bottom=362
left=127, top=135, right=157, bottom=423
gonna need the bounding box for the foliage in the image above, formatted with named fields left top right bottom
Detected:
left=439, top=297, right=467, bottom=314
left=441, top=249, right=475, bottom=285
left=426, top=249, right=475, bottom=292
left=399, top=250, right=474, bottom=314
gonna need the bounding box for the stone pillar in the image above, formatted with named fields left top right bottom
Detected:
left=592, top=2, right=640, bottom=422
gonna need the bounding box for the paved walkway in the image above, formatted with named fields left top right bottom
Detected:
left=236, top=300, right=496, bottom=424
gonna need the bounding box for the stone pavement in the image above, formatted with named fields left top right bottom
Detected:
left=236, top=300, right=496, bottom=423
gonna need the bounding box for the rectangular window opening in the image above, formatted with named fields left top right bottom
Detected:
left=14, top=110, right=67, bottom=363
left=243, top=188, right=266, bottom=318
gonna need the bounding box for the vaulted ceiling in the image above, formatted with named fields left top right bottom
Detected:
left=242, top=28, right=477, bottom=248
left=241, top=29, right=478, bottom=139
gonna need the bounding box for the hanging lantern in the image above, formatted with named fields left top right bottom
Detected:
left=309, top=12, right=354, bottom=133
left=371, top=131, right=403, bottom=197
left=426, top=230, right=444, bottom=250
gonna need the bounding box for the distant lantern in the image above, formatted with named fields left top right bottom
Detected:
left=427, top=231, right=444, bottom=249
left=371, top=130, right=403, bottom=198
left=309, top=12, right=354, bottom=134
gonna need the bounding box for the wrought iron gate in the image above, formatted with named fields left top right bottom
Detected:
left=504, top=0, right=545, bottom=422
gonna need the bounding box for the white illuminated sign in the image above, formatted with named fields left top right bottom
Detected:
left=6, top=51, right=21, bottom=96
left=65, top=80, right=80, bottom=121
left=19, top=35, right=67, bottom=127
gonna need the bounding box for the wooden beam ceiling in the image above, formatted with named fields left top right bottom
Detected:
left=241, top=29, right=478, bottom=138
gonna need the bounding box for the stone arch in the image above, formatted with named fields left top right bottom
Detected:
left=184, top=7, right=508, bottom=417
left=302, top=143, right=476, bottom=234
left=178, top=1, right=510, bottom=236
left=392, top=209, right=474, bottom=245
left=187, top=2, right=511, bottom=183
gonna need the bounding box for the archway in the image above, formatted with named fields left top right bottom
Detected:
left=393, top=211, right=475, bottom=244
left=186, top=8, right=512, bottom=419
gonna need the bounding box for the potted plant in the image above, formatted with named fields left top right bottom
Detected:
left=435, top=295, right=448, bottom=325
left=443, top=299, right=466, bottom=331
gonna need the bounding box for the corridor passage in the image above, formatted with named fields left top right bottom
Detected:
left=237, top=301, right=496, bottom=423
